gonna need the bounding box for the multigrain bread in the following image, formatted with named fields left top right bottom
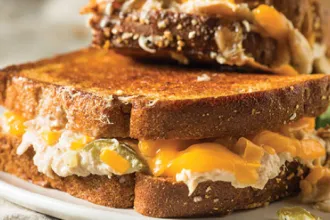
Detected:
left=91, top=11, right=278, bottom=66
left=0, top=132, right=308, bottom=217
left=88, top=0, right=327, bottom=46
left=1, top=48, right=330, bottom=140
left=0, top=133, right=135, bottom=208
left=85, top=0, right=330, bottom=74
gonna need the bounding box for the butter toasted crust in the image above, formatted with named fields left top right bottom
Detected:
left=1, top=48, right=330, bottom=139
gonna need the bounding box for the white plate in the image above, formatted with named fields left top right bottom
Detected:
left=1, top=172, right=329, bottom=220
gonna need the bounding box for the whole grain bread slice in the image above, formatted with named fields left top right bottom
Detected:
left=0, top=132, right=308, bottom=217
left=87, top=0, right=328, bottom=73
left=91, top=11, right=277, bottom=67
left=87, top=0, right=326, bottom=45
left=1, top=48, right=330, bottom=140
left=0, top=133, right=135, bottom=208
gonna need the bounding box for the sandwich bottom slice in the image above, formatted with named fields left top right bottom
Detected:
left=1, top=49, right=330, bottom=218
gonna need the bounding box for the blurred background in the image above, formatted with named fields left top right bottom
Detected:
left=0, top=0, right=90, bottom=68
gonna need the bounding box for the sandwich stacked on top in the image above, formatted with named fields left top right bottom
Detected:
left=1, top=49, right=330, bottom=217
left=83, top=0, right=330, bottom=74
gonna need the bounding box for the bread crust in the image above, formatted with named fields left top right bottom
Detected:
left=0, top=133, right=135, bottom=208
left=1, top=48, right=330, bottom=140
left=134, top=164, right=308, bottom=218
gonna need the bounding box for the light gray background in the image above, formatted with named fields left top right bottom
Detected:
left=0, top=0, right=90, bottom=68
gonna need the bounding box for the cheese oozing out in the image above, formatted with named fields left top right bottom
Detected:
left=0, top=110, right=138, bottom=178
left=0, top=109, right=328, bottom=196
left=138, top=117, right=327, bottom=193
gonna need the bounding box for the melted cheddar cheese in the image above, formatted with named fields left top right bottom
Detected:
left=273, top=65, right=300, bottom=76
left=139, top=117, right=326, bottom=187
left=252, top=5, right=289, bottom=41
left=2, top=110, right=328, bottom=195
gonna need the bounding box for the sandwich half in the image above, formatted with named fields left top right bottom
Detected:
left=83, top=0, right=330, bottom=75
left=1, top=48, right=330, bottom=217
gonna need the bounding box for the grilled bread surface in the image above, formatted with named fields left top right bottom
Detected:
left=1, top=48, right=330, bottom=140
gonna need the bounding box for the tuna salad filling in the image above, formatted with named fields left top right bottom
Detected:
left=1, top=108, right=329, bottom=200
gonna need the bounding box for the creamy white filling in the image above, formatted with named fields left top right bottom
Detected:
left=17, top=129, right=118, bottom=178
left=13, top=115, right=142, bottom=178
left=1, top=106, right=327, bottom=196
left=176, top=152, right=293, bottom=195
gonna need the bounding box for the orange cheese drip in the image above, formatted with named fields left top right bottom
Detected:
left=252, top=4, right=289, bottom=41
left=164, top=143, right=260, bottom=185
left=140, top=141, right=262, bottom=184
left=253, top=130, right=325, bottom=160
left=273, top=65, right=299, bottom=76
left=138, top=140, right=196, bottom=176
left=282, top=117, right=315, bottom=134
left=253, top=131, right=299, bottom=156
left=233, top=137, right=264, bottom=163
left=139, top=117, right=325, bottom=187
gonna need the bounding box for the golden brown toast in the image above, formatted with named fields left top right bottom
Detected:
left=85, top=0, right=329, bottom=74
left=1, top=48, right=330, bottom=140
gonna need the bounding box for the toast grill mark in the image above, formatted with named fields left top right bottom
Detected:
left=83, top=0, right=330, bottom=74
left=2, top=108, right=329, bottom=197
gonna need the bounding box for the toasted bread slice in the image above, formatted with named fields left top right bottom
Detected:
left=0, top=133, right=135, bottom=208
left=86, top=0, right=329, bottom=74
left=134, top=165, right=307, bottom=218
left=91, top=11, right=277, bottom=67
left=1, top=48, right=330, bottom=140
left=86, top=0, right=325, bottom=44
left=0, top=132, right=308, bottom=217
